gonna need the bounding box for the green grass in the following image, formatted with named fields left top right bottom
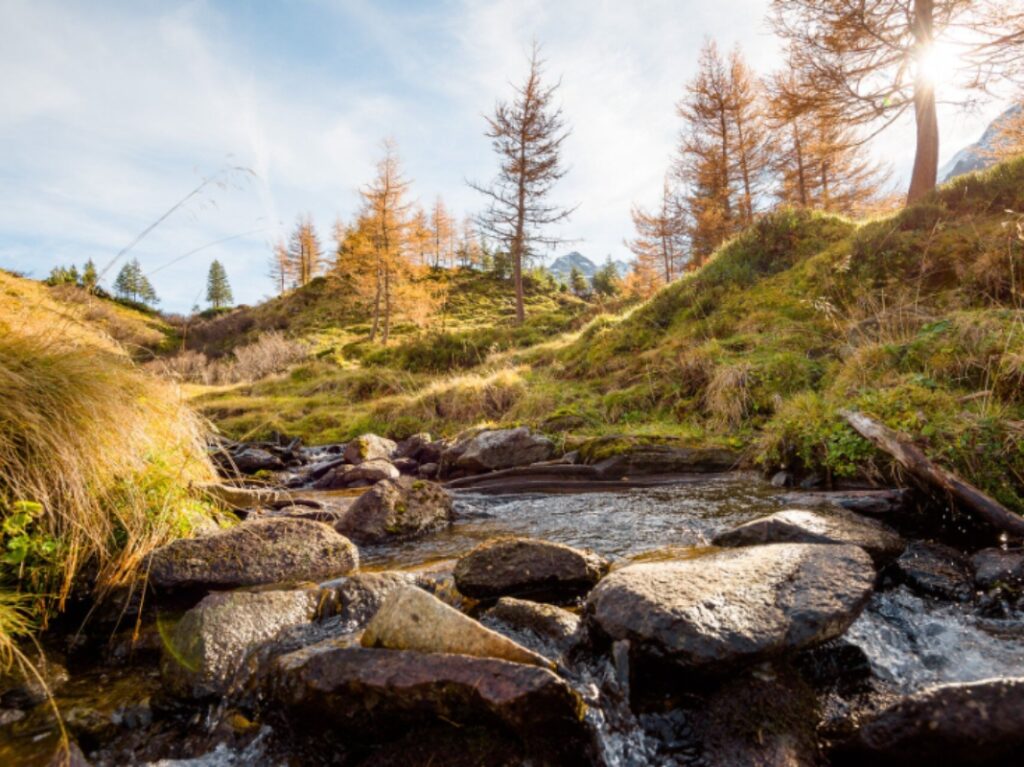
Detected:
left=194, top=159, right=1024, bottom=513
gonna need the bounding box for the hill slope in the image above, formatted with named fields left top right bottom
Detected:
left=194, top=159, right=1024, bottom=511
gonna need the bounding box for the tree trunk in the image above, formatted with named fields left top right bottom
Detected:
left=907, top=0, right=939, bottom=205
left=793, top=125, right=807, bottom=207
left=382, top=265, right=392, bottom=345
left=841, top=409, right=1024, bottom=537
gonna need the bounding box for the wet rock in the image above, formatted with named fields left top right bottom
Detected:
left=713, top=508, right=904, bottom=566
left=361, top=585, right=552, bottom=668
left=393, top=432, right=434, bottom=461
left=148, top=517, right=359, bottom=591
left=481, top=597, right=582, bottom=659
left=844, top=678, right=1024, bottom=765
left=161, top=588, right=320, bottom=699
left=702, top=666, right=821, bottom=767
left=449, top=427, right=556, bottom=473
left=0, top=647, right=69, bottom=708
left=586, top=543, right=875, bottom=670
left=199, top=483, right=295, bottom=511
left=343, top=434, right=397, bottom=465
left=418, top=461, right=439, bottom=479
left=892, top=541, right=973, bottom=602
left=453, top=537, right=610, bottom=603
left=971, top=548, right=1024, bottom=590
left=577, top=436, right=740, bottom=477
left=264, top=645, right=588, bottom=764
left=221, top=447, right=285, bottom=474
left=770, top=470, right=793, bottom=488
left=335, top=477, right=452, bottom=544
left=319, top=571, right=416, bottom=628
left=778, top=489, right=912, bottom=516
left=316, top=459, right=400, bottom=489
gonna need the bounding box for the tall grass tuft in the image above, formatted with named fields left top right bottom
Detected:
left=0, top=328, right=217, bottom=643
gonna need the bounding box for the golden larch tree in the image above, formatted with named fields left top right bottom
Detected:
left=627, top=175, right=687, bottom=288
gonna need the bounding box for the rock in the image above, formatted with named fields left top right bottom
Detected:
left=454, top=537, right=610, bottom=603
left=449, top=427, right=555, bottom=473
left=971, top=548, right=1024, bottom=590
left=577, top=436, right=740, bottom=477
left=223, top=447, right=285, bottom=474
left=481, top=597, right=582, bottom=659
left=148, top=518, right=359, bottom=591
left=319, top=571, right=416, bottom=628
left=586, top=543, right=876, bottom=670
left=346, top=459, right=400, bottom=484
left=343, top=434, right=397, bottom=465
left=892, top=541, right=974, bottom=601
left=778, top=489, right=912, bottom=516
left=312, top=464, right=355, bottom=489
left=845, top=678, right=1024, bottom=765
left=770, top=470, right=793, bottom=488
left=361, top=585, right=552, bottom=669
left=418, top=461, right=439, bottom=479
left=393, top=432, right=433, bottom=460
left=335, top=477, right=452, bottom=544
left=392, top=457, right=419, bottom=475
left=161, top=588, right=320, bottom=699
left=199, top=483, right=294, bottom=510
left=0, top=648, right=69, bottom=708
left=264, top=645, right=589, bottom=764
left=713, top=508, right=904, bottom=566
left=702, top=666, right=820, bottom=767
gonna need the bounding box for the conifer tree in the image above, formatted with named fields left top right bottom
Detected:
left=269, top=238, right=292, bottom=294
left=472, top=44, right=575, bottom=324
left=81, top=259, right=98, bottom=291
left=771, top=0, right=1024, bottom=204
left=206, top=260, right=233, bottom=310
left=287, top=216, right=322, bottom=287
left=569, top=266, right=589, bottom=297
left=591, top=259, right=621, bottom=298
left=429, top=197, right=454, bottom=268
left=627, top=175, right=688, bottom=287
left=113, top=258, right=158, bottom=306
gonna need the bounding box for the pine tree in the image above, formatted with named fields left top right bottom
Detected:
left=81, top=259, right=98, bottom=291
left=569, top=266, right=589, bottom=297
left=471, top=43, right=575, bottom=324
left=113, top=259, right=158, bottom=306
left=591, top=260, right=621, bottom=298
left=206, top=260, right=234, bottom=310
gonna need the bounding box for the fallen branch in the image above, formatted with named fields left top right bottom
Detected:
left=841, top=409, right=1024, bottom=538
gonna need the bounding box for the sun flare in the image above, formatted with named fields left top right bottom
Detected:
left=917, top=39, right=960, bottom=87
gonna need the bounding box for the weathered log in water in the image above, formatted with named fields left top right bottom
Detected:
left=841, top=409, right=1024, bottom=538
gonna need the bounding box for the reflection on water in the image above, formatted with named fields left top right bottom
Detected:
left=360, top=472, right=787, bottom=569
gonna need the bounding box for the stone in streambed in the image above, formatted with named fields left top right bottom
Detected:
left=264, top=645, right=589, bottom=764
left=586, top=543, right=875, bottom=670
left=334, top=477, right=452, bottom=544
left=892, top=541, right=974, bottom=602
left=454, top=537, right=610, bottom=603
left=447, top=427, right=555, bottom=473
left=343, top=434, right=397, bottom=465
left=361, top=585, right=552, bottom=669
left=971, top=547, right=1024, bottom=591
left=481, top=597, right=582, bottom=660
left=844, top=678, right=1024, bottom=765
left=160, top=588, right=320, bottom=699
left=713, top=508, right=904, bottom=566
left=318, top=571, right=416, bottom=628
left=147, top=517, right=358, bottom=591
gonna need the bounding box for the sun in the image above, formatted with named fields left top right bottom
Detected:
left=916, top=38, right=961, bottom=87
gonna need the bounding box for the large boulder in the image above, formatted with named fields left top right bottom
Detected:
left=586, top=543, right=875, bottom=670
left=263, top=645, right=589, bottom=764
left=343, top=434, right=397, bottom=465
left=335, top=478, right=453, bottom=544
left=362, top=585, right=551, bottom=669
left=147, top=518, right=359, bottom=591
left=161, top=588, right=320, bottom=699
left=454, top=537, right=610, bottom=603
left=713, top=508, right=904, bottom=566
left=448, top=428, right=555, bottom=473
left=315, top=460, right=400, bottom=490
left=892, top=541, right=974, bottom=602
left=845, top=678, right=1024, bottom=765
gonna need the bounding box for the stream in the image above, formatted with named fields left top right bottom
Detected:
left=3, top=474, right=1023, bottom=766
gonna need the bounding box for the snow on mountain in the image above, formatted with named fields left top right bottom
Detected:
left=939, top=104, right=1021, bottom=183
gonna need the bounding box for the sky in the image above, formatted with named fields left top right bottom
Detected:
left=0, top=0, right=1014, bottom=313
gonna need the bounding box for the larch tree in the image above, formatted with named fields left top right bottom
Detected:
left=627, top=175, right=688, bottom=288
left=727, top=48, right=771, bottom=226
left=410, top=207, right=432, bottom=267
left=456, top=216, right=483, bottom=269
left=287, top=216, right=323, bottom=287
left=358, top=140, right=414, bottom=344
left=987, top=102, right=1024, bottom=161
left=770, top=0, right=1024, bottom=205
left=471, top=43, right=575, bottom=324
left=429, top=197, right=454, bottom=268
left=205, top=259, right=233, bottom=310
left=269, top=238, right=292, bottom=294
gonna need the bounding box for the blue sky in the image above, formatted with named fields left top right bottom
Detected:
left=0, top=0, right=1012, bottom=312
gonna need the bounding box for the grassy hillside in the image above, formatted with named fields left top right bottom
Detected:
left=0, top=270, right=218, bottom=651
left=194, top=160, right=1024, bottom=511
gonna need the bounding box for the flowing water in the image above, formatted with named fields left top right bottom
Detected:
left=6, top=474, right=1024, bottom=766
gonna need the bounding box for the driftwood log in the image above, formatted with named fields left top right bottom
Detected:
left=841, top=409, right=1024, bottom=538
